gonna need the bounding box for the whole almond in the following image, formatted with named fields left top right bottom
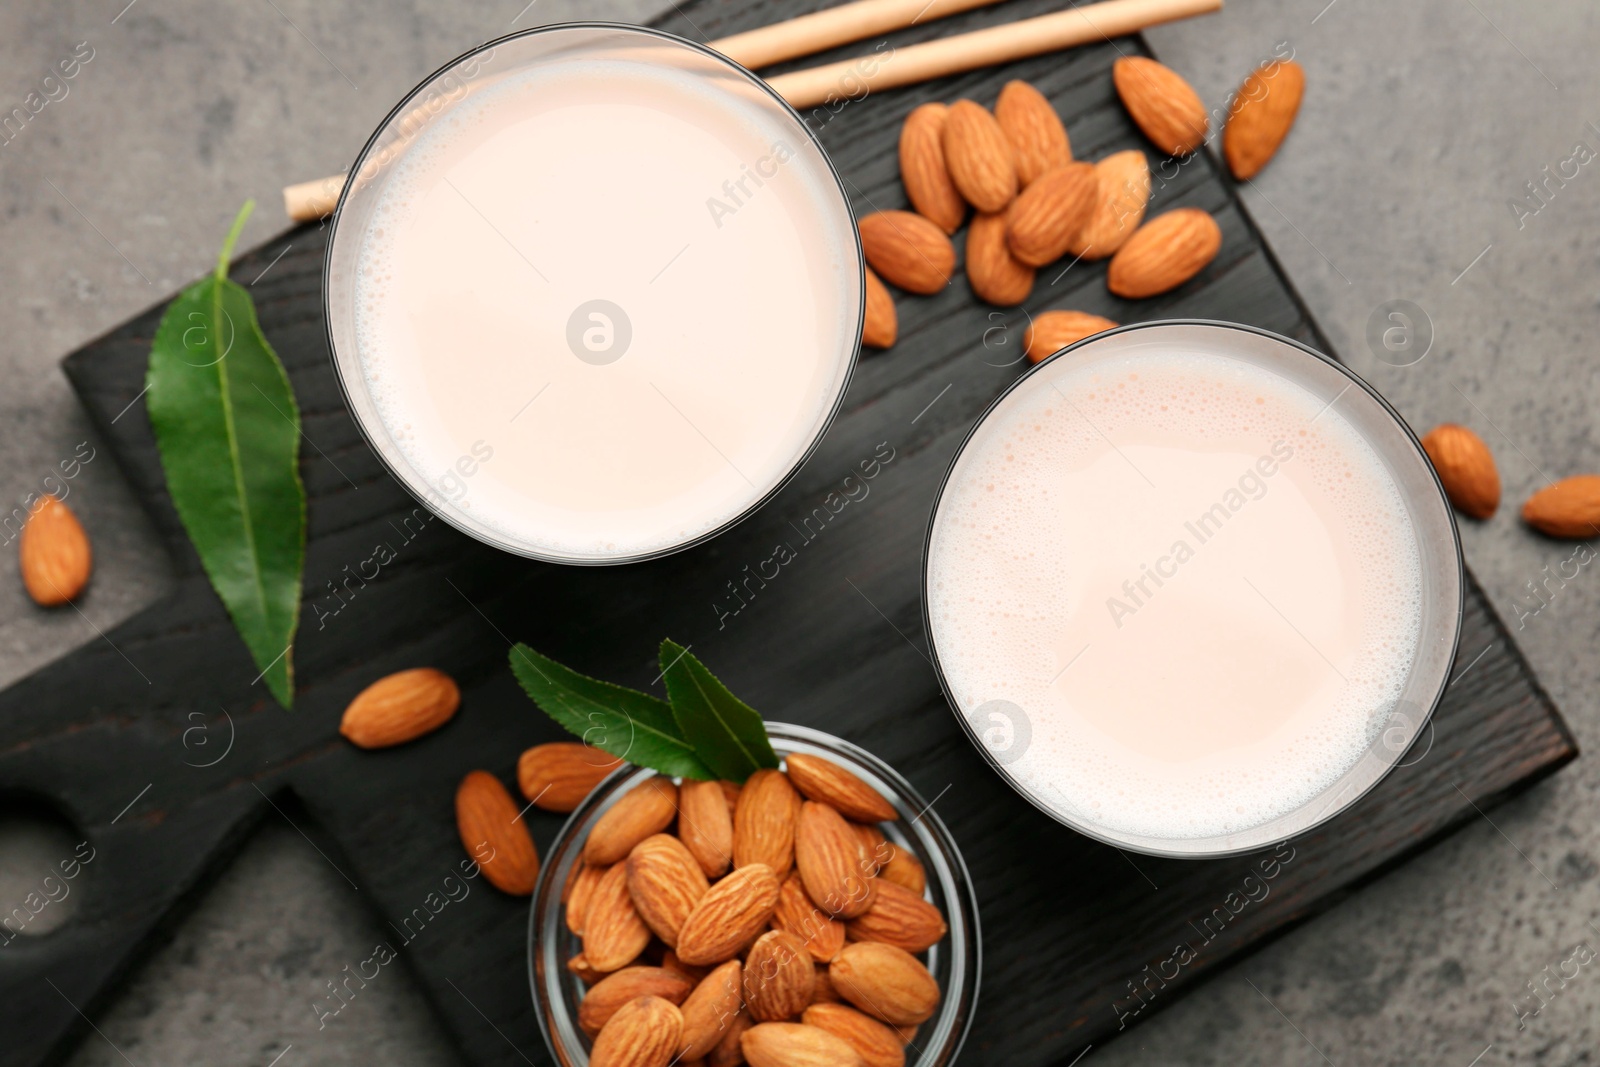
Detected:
left=455, top=771, right=538, bottom=895
left=585, top=861, right=653, bottom=972
left=1421, top=424, right=1500, bottom=519
left=795, top=802, right=877, bottom=919
left=743, top=930, right=816, bottom=1021
left=995, top=80, right=1071, bottom=187
left=517, top=742, right=621, bottom=811
left=627, top=833, right=711, bottom=947
left=1224, top=59, right=1305, bottom=180
left=1107, top=208, right=1221, bottom=298
left=741, top=1022, right=866, bottom=1067
left=1024, top=311, right=1119, bottom=363
left=858, top=212, right=955, bottom=295
left=676, top=862, right=782, bottom=966
left=863, top=267, right=898, bottom=349
left=844, top=881, right=947, bottom=954
left=829, top=943, right=939, bottom=1025
left=802, top=1003, right=905, bottom=1067
left=679, top=778, right=736, bottom=878
left=898, top=103, right=966, bottom=234
left=785, top=754, right=898, bottom=824
left=720, top=781, right=742, bottom=817
left=734, top=769, right=802, bottom=880
left=1005, top=162, right=1099, bottom=267
left=709, top=1010, right=754, bottom=1067
left=587, top=777, right=679, bottom=866
left=1523, top=476, right=1600, bottom=538
left=1065, top=150, right=1151, bottom=260
left=893, top=1024, right=919, bottom=1045
left=18, top=495, right=91, bottom=606
left=812, top=965, right=841, bottom=1004
left=941, top=100, right=1019, bottom=213
left=567, top=860, right=607, bottom=936
left=339, top=668, right=459, bottom=749
left=851, top=823, right=890, bottom=877
left=773, top=871, right=845, bottom=963
left=965, top=212, right=1034, bottom=306
left=591, top=995, right=683, bottom=1067
left=679, top=959, right=744, bottom=1059
left=569, top=952, right=605, bottom=985
left=879, top=847, right=926, bottom=895
left=1113, top=56, right=1208, bottom=156
left=579, top=967, right=696, bottom=1036
left=661, top=949, right=710, bottom=985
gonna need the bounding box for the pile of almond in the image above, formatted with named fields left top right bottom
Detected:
left=555, top=752, right=946, bottom=1067
left=860, top=55, right=1306, bottom=366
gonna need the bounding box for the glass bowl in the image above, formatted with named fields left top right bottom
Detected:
left=528, top=723, right=980, bottom=1066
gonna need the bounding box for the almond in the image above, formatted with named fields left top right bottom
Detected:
left=964, top=212, right=1034, bottom=306
left=676, top=862, right=782, bottom=966
left=679, top=778, right=736, bottom=878
left=773, top=871, right=845, bottom=963
left=339, top=668, right=459, bottom=749
left=851, top=823, right=890, bottom=877
left=709, top=1009, right=754, bottom=1067
left=454, top=771, right=538, bottom=895
left=1107, top=208, right=1221, bottom=298
left=1065, top=150, right=1151, bottom=260
left=785, top=754, right=898, bottom=824
left=1421, top=424, right=1500, bottom=519
left=1005, top=162, right=1098, bottom=267
left=18, top=495, right=91, bottom=606
left=893, top=1024, right=918, bottom=1045
left=591, top=995, right=683, bottom=1067
left=569, top=952, right=605, bottom=985
left=941, top=99, right=1018, bottom=212
left=829, top=943, right=939, bottom=1026
left=898, top=103, right=966, bottom=234
left=862, top=267, right=898, bottom=349
left=734, top=769, right=802, bottom=880
left=812, top=965, right=841, bottom=1004
left=1224, top=59, right=1305, bottom=180
left=627, top=833, right=711, bottom=947
left=995, top=80, right=1071, bottom=187
left=517, top=741, right=622, bottom=811
left=1113, top=56, right=1208, bottom=156
left=844, top=881, right=947, bottom=954
left=587, top=777, right=679, bottom=866
left=1523, top=476, right=1600, bottom=538
left=858, top=211, right=955, bottom=295
left=879, top=847, right=926, bottom=896
left=1024, top=311, right=1119, bottom=363
left=720, top=781, right=742, bottom=818
left=579, top=967, right=696, bottom=1036
left=743, top=929, right=816, bottom=1021
left=802, top=1003, right=905, bottom=1067
left=567, top=860, right=607, bottom=936
left=741, top=1022, right=866, bottom=1067
left=585, top=861, right=653, bottom=972
left=679, top=959, right=743, bottom=1059
left=661, top=949, right=710, bottom=985
left=795, top=802, right=877, bottom=919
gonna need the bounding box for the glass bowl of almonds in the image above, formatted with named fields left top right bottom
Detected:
left=528, top=722, right=980, bottom=1066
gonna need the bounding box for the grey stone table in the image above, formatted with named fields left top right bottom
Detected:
left=0, top=1, right=1595, bottom=1064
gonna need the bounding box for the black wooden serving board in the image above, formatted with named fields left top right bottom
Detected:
left=0, top=2, right=1578, bottom=1065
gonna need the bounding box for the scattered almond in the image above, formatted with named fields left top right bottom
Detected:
left=590, top=995, right=683, bottom=1067
left=845, top=880, right=948, bottom=954
left=858, top=211, right=956, bottom=295
left=517, top=742, right=622, bottom=811
left=678, top=959, right=743, bottom=1059
left=802, top=1003, right=905, bottom=1067
left=584, top=861, right=653, bottom=972
left=1005, top=162, right=1099, bottom=267
left=786, top=754, right=898, bottom=824
left=862, top=267, right=898, bottom=349
left=743, top=930, right=816, bottom=1021
left=773, top=871, right=846, bottom=963
left=1065, top=150, right=1151, bottom=260
left=339, top=668, right=459, bottom=749
left=898, top=103, right=966, bottom=234
left=734, top=769, right=802, bottom=880
left=995, top=80, right=1071, bottom=187
left=1107, top=208, right=1221, bottom=298
left=1024, top=311, right=1119, bottom=363
left=676, top=862, right=782, bottom=966
left=627, top=834, right=711, bottom=947
left=454, top=770, right=538, bottom=895
left=679, top=778, right=736, bottom=879
left=579, top=967, right=696, bottom=1036
left=829, top=943, right=940, bottom=1026
left=965, top=212, right=1034, bottom=306
left=795, top=801, right=877, bottom=919
left=941, top=99, right=1019, bottom=212
left=1523, top=476, right=1600, bottom=538
left=1112, top=56, right=1208, bottom=156
left=1421, top=424, right=1500, bottom=519
left=741, top=1022, right=867, bottom=1067
left=1223, top=59, right=1305, bottom=180
left=586, top=777, right=679, bottom=866
left=18, top=495, right=91, bottom=606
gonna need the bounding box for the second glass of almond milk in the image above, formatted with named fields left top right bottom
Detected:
left=925, top=322, right=1463, bottom=858
left=325, top=25, right=861, bottom=564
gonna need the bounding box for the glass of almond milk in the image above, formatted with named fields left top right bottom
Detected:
left=925, top=322, right=1462, bottom=857
left=325, top=25, right=861, bottom=563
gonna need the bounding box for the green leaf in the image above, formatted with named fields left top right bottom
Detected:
left=510, top=643, right=715, bottom=780
left=659, top=639, right=779, bottom=783
left=146, top=202, right=306, bottom=708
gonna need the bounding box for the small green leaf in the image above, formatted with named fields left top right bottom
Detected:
left=147, top=201, right=306, bottom=708
left=510, top=644, right=715, bottom=780
left=659, top=639, right=779, bottom=783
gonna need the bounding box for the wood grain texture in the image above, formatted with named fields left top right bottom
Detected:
left=0, top=3, right=1576, bottom=1066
